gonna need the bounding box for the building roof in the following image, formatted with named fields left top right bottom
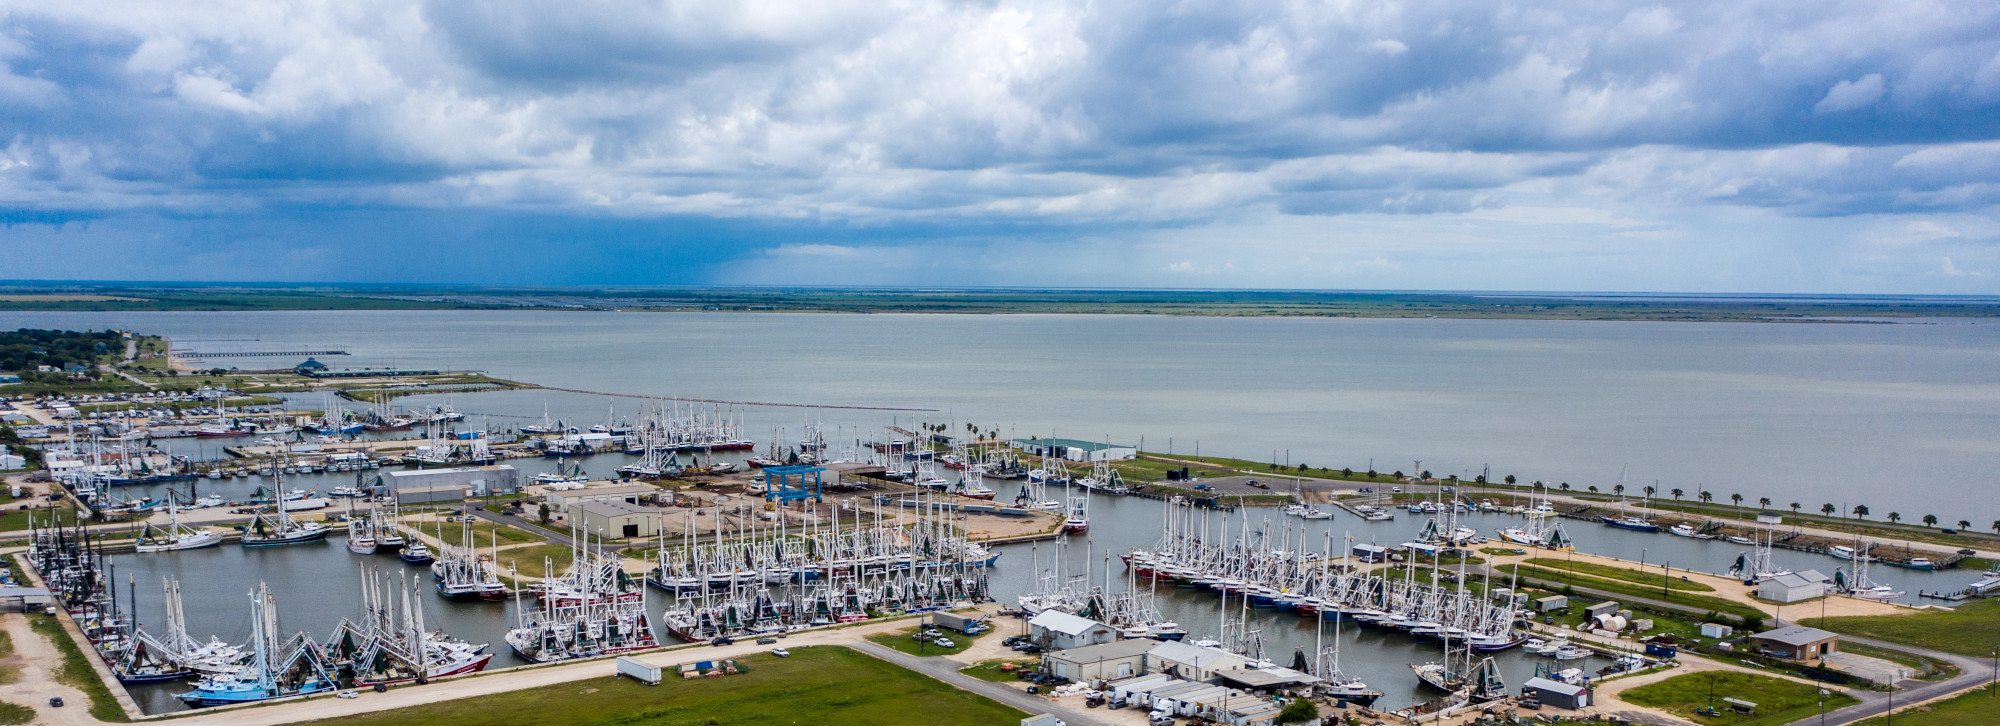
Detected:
left=1796, top=569, right=1832, bottom=583
left=1216, top=666, right=1322, bottom=688
left=1147, top=640, right=1247, bottom=670
left=554, top=484, right=660, bottom=497
left=1523, top=677, right=1589, bottom=696
left=1028, top=610, right=1106, bottom=636
left=1047, top=638, right=1158, bottom=663
left=1764, top=572, right=1822, bottom=589
left=1011, top=437, right=1133, bottom=451
left=1753, top=625, right=1839, bottom=647
left=386, top=465, right=516, bottom=478
left=0, top=587, right=51, bottom=597
left=573, top=500, right=658, bottom=518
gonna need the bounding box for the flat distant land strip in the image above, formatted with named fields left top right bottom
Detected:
left=3, top=284, right=2000, bottom=320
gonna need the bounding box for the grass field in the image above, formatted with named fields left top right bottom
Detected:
left=960, top=659, right=1037, bottom=682
left=418, top=519, right=543, bottom=547
left=866, top=623, right=994, bottom=657
left=491, top=543, right=577, bottom=580
left=28, top=615, right=128, bottom=722
left=1621, top=671, right=1858, bottom=726
left=1818, top=599, right=2000, bottom=657
left=1851, top=685, right=2000, bottom=725
left=288, top=646, right=1023, bottom=726
left=0, top=701, right=31, bottom=725
left=1508, top=564, right=1764, bottom=621
left=1524, top=557, right=1718, bottom=592
left=0, top=504, right=79, bottom=533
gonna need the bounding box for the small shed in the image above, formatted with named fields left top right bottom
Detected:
left=1522, top=676, right=1591, bottom=709
left=1700, top=622, right=1734, bottom=639
left=1533, top=595, right=1569, bottom=613
left=0, top=587, right=53, bottom=613
left=1583, top=601, right=1620, bottom=619
left=1027, top=610, right=1116, bottom=651
left=1759, top=572, right=1827, bottom=603
left=1749, top=625, right=1840, bottom=660
left=1043, top=638, right=1157, bottom=681
left=572, top=500, right=662, bottom=540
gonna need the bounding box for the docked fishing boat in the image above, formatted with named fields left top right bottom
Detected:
left=1600, top=515, right=1660, bottom=533
left=175, top=583, right=336, bottom=707
left=240, top=473, right=329, bottom=548
left=135, top=498, right=223, bottom=553
left=335, top=569, right=495, bottom=687
left=1668, top=524, right=1700, bottom=537
left=399, top=539, right=435, bottom=565
left=345, top=504, right=378, bottom=555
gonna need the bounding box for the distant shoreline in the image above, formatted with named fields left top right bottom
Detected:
left=2, top=284, right=1998, bottom=322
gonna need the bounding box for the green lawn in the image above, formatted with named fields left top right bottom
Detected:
left=0, top=504, right=80, bottom=533
left=28, top=615, right=127, bottom=722
left=419, top=519, right=544, bottom=547
left=1851, top=685, right=2000, bottom=725
left=0, top=701, right=30, bottom=725
left=1818, top=599, right=2000, bottom=658
left=0, top=629, right=15, bottom=685
left=1508, top=564, right=1764, bottom=621
left=866, top=623, right=994, bottom=657
left=1621, top=671, right=1858, bottom=726
left=1524, top=557, right=1718, bottom=592
left=491, top=543, right=578, bottom=580
left=288, top=647, right=1023, bottom=726
left=960, top=659, right=1036, bottom=682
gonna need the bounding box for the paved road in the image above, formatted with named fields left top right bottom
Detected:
left=850, top=641, right=1109, bottom=726
left=1808, top=632, right=1994, bottom=725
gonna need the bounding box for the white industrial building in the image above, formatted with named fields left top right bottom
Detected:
left=572, top=500, right=663, bottom=540
left=1027, top=610, right=1117, bottom=651
left=1008, top=438, right=1137, bottom=462
left=543, top=484, right=667, bottom=513
left=1758, top=571, right=1828, bottom=603
left=1147, top=640, right=1250, bottom=682
left=383, top=465, right=519, bottom=498
left=1042, top=638, right=1157, bottom=681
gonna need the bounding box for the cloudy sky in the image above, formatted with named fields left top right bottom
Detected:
left=3, top=0, right=1999, bottom=292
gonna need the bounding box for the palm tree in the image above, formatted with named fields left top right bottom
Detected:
left=1921, top=514, right=1937, bottom=528
left=1643, top=485, right=1656, bottom=499
left=1613, top=484, right=1625, bottom=497
left=1730, top=493, right=1743, bottom=508
left=1993, top=520, right=2000, bottom=535
left=1957, top=520, right=1971, bottom=531
left=1587, top=485, right=1599, bottom=493
left=1887, top=512, right=1901, bottom=524
left=1504, top=475, right=1516, bottom=485
left=1559, top=482, right=1571, bottom=491
left=1758, top=497, right=1771, bottom=509
left=1671, top=488, right=1684, bottom=501
left=1790, top=502, right=1801, bottom=515
left=1821, top=503, right=1836, bottom=516
left=1699, top=491, right=1714, bottom=504
left=1853, top=504, right=1870, bottom=520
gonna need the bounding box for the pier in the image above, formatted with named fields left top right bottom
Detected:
left=175, top=349, right=349, bottom=358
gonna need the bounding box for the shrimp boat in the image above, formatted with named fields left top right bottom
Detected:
left=333, top=568, right=494, bottom=686
left=955, top=467, right=995, bottom=500
left=1062, top=489, right=1090, bottom=533
left=1835, top=541, right=1905, bottom=601
left=175, top=583, right=336, bottom=707
left=240, top=467, right=328, bottom=547
left=431, top=518, right=507, bottom=600
left=345, top=501, right=378, bottom=555
left=135, top=495, right=223, bottom=553
left=504, top=541, right=658, bottom=662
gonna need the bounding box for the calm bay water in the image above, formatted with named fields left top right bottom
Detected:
left=8, top=310, right=1998, bottom=713
left=7, top=310, right=1998, bottom=517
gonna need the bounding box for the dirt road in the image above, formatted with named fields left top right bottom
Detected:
left=0, top=614, right=96, bottom=726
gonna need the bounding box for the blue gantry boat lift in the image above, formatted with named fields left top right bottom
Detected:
left=761, top=465, right=824, bottom=504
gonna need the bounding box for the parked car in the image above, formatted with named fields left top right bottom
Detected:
left=755, top=637, right=777, bottom=645
left=337, top=691, right=359, bottom=700
left=48, top=697, right=62, bottom=708
left=933, top=637, right=955, bottom=648
left=1246, top=479, right=1268, bottom=489
left=710, top=636, right=735, bottom=646
left=770, top=648, right=791, bottom=658
left=1192, top=483, right=1213, bottom=491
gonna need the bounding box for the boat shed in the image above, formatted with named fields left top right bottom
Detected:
left=1026, top=610, right=1117, bottom=651
left=572, top=500, right=663, bottom=540
left=0, top=587, right=52, bottom=613
left=1533, top=594, right=1569, bottom=612
left=1148, top=640, right=1250, bottom=683
left=1215, top=665, right=1322, bottom=692
left=1007, top=438, right=1136, bottom=462
left=1043, top=638, right=1157, bottom=681
left=1522, top=677, right=1591, bottom=709
left=385, top=465, right=519, bottom=498
left=1749, top=625, right=1840, bottom=660
left=1758, top=572, right=1828, bottom=603
left=544, top=484, right=663, bottom=513
left=393, top=484, right=467, bottom=506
